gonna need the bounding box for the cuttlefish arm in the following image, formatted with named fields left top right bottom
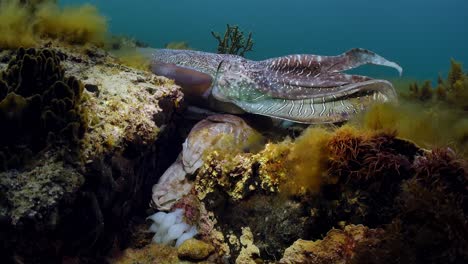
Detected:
left=150, top=60, right=213, bottom=106
left=141, top=48, right=402, bottom=124
left=251, top=48, right=402, bottom=99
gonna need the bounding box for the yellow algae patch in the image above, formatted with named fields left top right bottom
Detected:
left=0, top=0, right=36, bottom=48
left=282, top=127, right=332, bottom=195
left=355, top=101, right=468, bottom=155
left=34, top=2, right=108, bottom=46
left=0, top=0, right=108, bottom=49
left=113, top=48, right=151, bottom=71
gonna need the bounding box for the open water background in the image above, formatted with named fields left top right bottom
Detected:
left=61, top=0, right=468, bottom=80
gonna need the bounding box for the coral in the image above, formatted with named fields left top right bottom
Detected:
left=177, top=238, right=215, bottom=261
left=211, top=24, right=254, bottom=57
left=0, top=47, right=85, bottom=171
left=0, top=0, right=108, bottom=49
left=279, top=225, right=385, bottom=264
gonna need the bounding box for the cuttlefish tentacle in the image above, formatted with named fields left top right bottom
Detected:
left=140, top=48, right=402, bottom=124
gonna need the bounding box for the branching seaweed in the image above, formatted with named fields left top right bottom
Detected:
left=211, top=24, right=254, bottom=57
left=403, top=59, right=468, bottom=110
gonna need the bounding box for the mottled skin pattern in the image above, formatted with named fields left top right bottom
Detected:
left=152, top=114, right=260, bottom=210
left=140, top=48, right=402, bottom=124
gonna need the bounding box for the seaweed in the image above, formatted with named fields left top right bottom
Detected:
left=211, top=24, right=254, bottom=57
left=305, top=127, right=421, bottom=239
left=0, top=0, right=108, bottom=49
left=352, top=148, right=468, bottom=264
left=0, top=47, right=85, bottom=171
left=282, top=127, right=332, bottom=195
left=403, top=59, right=468, bottom=110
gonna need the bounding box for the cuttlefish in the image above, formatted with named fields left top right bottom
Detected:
left=152, top=114, right=261, bottom=210
left=139, top=48, right=402, bottom=124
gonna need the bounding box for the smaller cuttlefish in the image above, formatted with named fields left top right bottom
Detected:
left=152, top=114, right=261, bottom=211
left=140, top=48, right=402, bottom=124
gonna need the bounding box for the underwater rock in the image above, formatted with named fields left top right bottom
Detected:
left=0, top=42, right=182, bottom=262
left=112, top=243, right=180, bottom=264
left=177, top=238, right=215, bottom=261
left=0, top=47, right=85, bottom=171
left=181, top=125, right=428, bottom=262
left=279, top=225, right=385, bottom=264
left=235, top=227, right=261, bottom=264
left=219, top=195, right=311, bottom=260
left=195, top=140, right=290, bottom=203
left=0, top=153, right=83, bottom=225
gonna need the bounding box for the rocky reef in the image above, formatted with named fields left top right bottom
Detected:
left=122, top=122, right=466, bottom=264
left=1, top=2, right=466, bottom=264
left=0, top=42, right=182, bottom=262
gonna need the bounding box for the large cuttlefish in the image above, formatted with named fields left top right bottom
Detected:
left=140, top=48, right=402, bottom=124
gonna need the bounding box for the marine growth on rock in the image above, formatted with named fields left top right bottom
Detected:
left=0, top=47, right=85, bottom=171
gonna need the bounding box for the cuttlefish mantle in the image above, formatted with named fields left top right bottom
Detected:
left=139, top=48, right=402, bottom=124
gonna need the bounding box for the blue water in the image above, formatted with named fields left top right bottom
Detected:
left=61, top=0, right=468, bottom=80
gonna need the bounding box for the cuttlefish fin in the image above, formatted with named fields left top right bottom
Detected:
left=255, top=48, right=402, bottom=99
left=150, top=61, right=213, bottom=106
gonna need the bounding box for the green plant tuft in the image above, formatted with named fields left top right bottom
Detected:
left=211, top=24, right=254, bottom=57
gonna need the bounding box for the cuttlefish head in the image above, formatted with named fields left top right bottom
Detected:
left=212, top=48, right=402, bottom=124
